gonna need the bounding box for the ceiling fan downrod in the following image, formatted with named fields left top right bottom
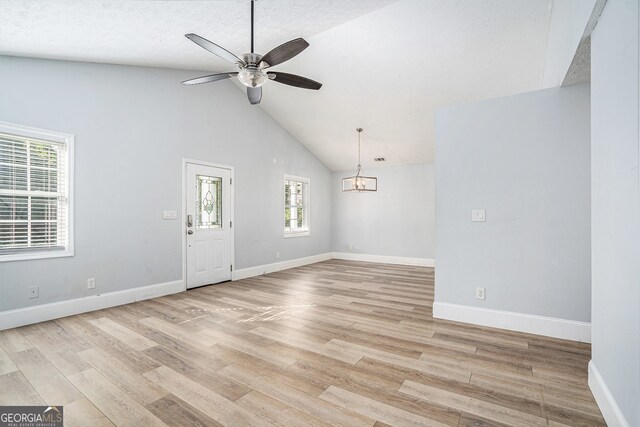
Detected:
left=251, top=0, right=254, bottom=54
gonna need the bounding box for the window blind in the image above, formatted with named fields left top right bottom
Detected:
left=0, top=132, right=69, bottom=253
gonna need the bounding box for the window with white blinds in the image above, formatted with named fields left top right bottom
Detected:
left=284, top=175, right=310, bottom=237
left=0, top=122, right=74, bottom=261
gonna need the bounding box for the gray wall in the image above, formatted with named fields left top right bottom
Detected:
left=0, top=56, right=332, bottom=312
left=590, top=0, right=639, bottom=424
left=435, top=84, right=591, bottom=322
left=332, top=163, right=435, bottom=259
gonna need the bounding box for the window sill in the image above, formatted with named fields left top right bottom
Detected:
left=0, top=250, right=74, bottom=263
left=284, top=230, right=310, bottom=238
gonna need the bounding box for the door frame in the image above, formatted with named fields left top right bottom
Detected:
left=181, top=158, right=235, bottom=291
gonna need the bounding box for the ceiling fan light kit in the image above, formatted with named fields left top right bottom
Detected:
left=182, top=0, right=322, bottom=105
left=342, top=128, right=378, bottom=192
left=237, top=65, right=268, bottom=88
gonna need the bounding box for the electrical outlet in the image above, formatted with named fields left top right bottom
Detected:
left=348, top=244, right=353, bottom=250
left=276, top=251, right=280, bottom=259
left=87, top=278, right=96, bottom=289
left=476, top=287, right=486, bottom=300
left=28, top=286, right=38, bottom=299
left=472, top=209, right=486, bottom=222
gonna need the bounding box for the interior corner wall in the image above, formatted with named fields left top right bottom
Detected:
left=542, top=0, right=597, bottom=88
left=435, top=83, right=591, bottom=323
left=589, top=0, right=640, bottom=425
left=331, top=163, right=435, bottom=262
left=0, top=55, right=332, bottom=314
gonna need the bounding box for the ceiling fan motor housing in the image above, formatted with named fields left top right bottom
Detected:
left=242, top=53, right=264, bottom=67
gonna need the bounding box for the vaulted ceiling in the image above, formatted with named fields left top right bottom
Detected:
left=0, top=0, right=553, bottom=171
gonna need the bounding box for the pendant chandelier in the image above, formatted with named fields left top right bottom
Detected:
left=342, top=128, right=378, bottom=192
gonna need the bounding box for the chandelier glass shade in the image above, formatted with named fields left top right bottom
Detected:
left=342, top=128, right=377, bottom=192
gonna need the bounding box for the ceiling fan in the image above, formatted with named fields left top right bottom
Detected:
left=182, top=0, right=322, bottom=105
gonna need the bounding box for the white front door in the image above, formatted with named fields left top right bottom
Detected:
left=185, top=162, right=232, bottom=289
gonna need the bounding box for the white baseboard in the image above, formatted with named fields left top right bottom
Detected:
left=588, top=361, right=631, bottom=427
left=433, top=301, right=591, bottom=343
left=232, top=252, right=432, bottom=281
left=232, top=252, right=333, bottom=281
left=0, top=280, right=184, bottom=331
left=332, top=252, right=435, bottom=267
left=0, top=251, right=334, bottom=330
left=2, top=254, right=592, bottom=349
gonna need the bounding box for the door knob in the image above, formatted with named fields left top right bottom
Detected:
left=187, top=230, right=194, bottom=235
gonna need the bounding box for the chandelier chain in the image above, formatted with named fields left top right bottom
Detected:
left=358, top=130, right=361, bottom=166
left=342, top=127, right=376, bottom=192
left=355, top=127, right=363, bottom=175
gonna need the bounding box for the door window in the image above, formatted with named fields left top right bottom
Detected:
left=196, top=174, right=222, bottom=229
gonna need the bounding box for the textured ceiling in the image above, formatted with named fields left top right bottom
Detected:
left=0, top=0, right=553, bottom=171
left=0, top=0, right=398, bottom=69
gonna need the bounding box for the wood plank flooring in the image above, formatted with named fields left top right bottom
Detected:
left=0, top=260, right=605, bottom=426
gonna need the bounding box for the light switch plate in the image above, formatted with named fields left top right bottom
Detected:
left=163, top=210, right=178, bottom=220
left=472, top=209, right=486, bottom=222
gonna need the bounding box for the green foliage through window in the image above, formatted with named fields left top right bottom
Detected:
left=284, top=177, right=308, bottom=233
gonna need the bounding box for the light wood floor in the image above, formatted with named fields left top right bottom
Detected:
left=0, top=260, right=604, bottom=426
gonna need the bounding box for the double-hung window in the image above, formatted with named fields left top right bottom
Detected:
left=284, top=175, right=310, bottom=237
left=0, top=122, right=74, bottom=262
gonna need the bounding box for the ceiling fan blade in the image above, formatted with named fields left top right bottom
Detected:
left=181, top=72, right=238, bottom=85
left=185, top=33, right=246, bottom=66
left=268, top=72, right=322, bottom=90
left=260, top=38, right=309, bottom=68
left=247, top=86, right=262, bottom=105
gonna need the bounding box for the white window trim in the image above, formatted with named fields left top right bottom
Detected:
left=0, top=121, right=75, bottom=262
left=284, top=174, right=310, bottom=238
